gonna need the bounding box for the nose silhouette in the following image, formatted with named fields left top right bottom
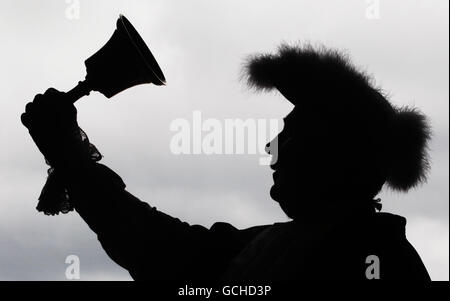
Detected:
left=266, top=132, right=294, bottom=170
left=266, top=136, right=280, bottom=170
left=266, top=135, right=279, bottom=155
left=265, top=142, right=271, bottom=155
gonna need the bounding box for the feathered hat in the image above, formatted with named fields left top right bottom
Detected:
left=244, top=43, right=431, bottom=192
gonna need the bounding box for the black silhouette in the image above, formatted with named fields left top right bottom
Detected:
left=67, top=15, right=166, bottom=103
left=21, top=43, right=431, bottom=281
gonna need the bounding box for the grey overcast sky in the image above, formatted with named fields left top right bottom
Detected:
left=0, top=0, right=448, bottom=280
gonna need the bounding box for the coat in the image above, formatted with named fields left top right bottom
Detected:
left=66, top=163, right=431, bottom=281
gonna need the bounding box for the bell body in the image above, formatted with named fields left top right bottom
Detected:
left=67, top=15, right=165, bottom=102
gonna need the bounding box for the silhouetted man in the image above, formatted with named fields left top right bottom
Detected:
left=21, top=44, right=431, bottom=280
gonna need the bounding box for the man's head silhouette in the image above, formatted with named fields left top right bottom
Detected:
left=244, top=44, right=431, bottom=220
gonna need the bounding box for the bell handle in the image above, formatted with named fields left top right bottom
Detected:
left=66, top=80, right=92, bottom=103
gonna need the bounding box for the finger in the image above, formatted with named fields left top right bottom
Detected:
left=21, top=112, right=31, bottom=128
left=44, top=88, right=67, bottom=106
left=45, top=88, right=61, bottom=95
left=25, top=102, right=34, bottom=113
left=32, top=94, right=44, bottom=105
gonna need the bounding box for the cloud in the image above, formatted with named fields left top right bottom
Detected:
left=0, top=0, right=447, bottom=280
left=407, top=217, right=449, bottom=280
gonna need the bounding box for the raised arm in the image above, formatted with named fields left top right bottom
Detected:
left=65, top=161, right=265, bottom=280
left=21, top=89, right=266, bottom=280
